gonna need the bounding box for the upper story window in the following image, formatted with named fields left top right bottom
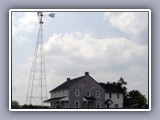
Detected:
left=117, top=93, right=119, bottom=98
left=86, top=90, right=91, bottom=97
left=75, top=89, right=80, bottom=96
left=109, top=93, right=112, bottom=98
left=96, top=91, right=100, bottom=97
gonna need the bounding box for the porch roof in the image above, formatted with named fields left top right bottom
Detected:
left=83, top=96, right=96, bottom=101
left=44, top=96, right=68, bottom=103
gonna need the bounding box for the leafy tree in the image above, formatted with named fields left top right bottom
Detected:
left=110, top=77, right=127, bottom=95
left=128, top=90, right=147, bottom=108
left=12, top=100, right=19, bottom=109
left=117, top=77, right=127, bottom=95
left=107, top=77, right=148, bottom=108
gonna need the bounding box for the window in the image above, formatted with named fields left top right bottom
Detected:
left=117, top=93, right=119, bottom=98
left=96, top=101, right=101, bottom=108
left=75, top=90, right=80, bottom=96
left=109, top=93, right=112, bottom=98
left=75, top=100, right=80, bottom=108
left=86, top=90, right=91, bottom=97
left=96, top=91, right=100, bottom=97
left=114, top=104, right=118, bottom=108
left=64, top=90, right=68, bottom=96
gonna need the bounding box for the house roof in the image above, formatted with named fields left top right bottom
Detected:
left=99, top=83, right=123, bottom=94
left=105, top=99, right=113, bottom=104
left=50, top=76, right=85, bottom=92
left=49, top=72, right=123, bottom=94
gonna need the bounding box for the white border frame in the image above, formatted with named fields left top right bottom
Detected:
left=9, top=9, right=151, bottom=111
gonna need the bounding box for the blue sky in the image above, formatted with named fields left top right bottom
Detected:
left=12, top=10, right=149, bottom=105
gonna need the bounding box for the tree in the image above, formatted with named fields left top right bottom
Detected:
left=12, top=100, right=20, bottom=109
left=111, top=77, right=127, bottom=95
left=128, top=90, right=147, bottom=108
left=117, top=77, right=127, bottom=94
left=107, top=78, right=148, bottom=108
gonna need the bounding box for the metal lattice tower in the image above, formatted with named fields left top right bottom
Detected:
left=25, top=12, right=54, bottom=106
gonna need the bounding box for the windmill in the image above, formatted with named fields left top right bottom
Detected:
left=25, top=12, right=55, bottom=106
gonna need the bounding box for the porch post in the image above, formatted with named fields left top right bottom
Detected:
left=60, top=100, right=61, bottom=108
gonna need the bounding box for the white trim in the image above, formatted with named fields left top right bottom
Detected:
left=9, top=9, right=151, bottom=111
left=9, top=10, right=12, bottom=110
left=10, top=108, right=151, bottom=112
left=148, top=9, right=152, bottom=111
left=9, top=9, right=151, bottom=12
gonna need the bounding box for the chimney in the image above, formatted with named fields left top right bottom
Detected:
left=67, top=78, right=70, bottom=81
left=85, top=72, right=89, bottom=76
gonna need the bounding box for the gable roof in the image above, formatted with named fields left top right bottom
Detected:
left=50, top=76, right=85, bottom=93
left=99, top=83, right=123, bottom=94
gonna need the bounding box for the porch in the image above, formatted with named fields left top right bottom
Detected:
left=44, top=96, right=69, bottom=108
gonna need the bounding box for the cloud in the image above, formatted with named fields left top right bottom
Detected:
left=13, top=35, right=28, bottom=44
left=45, top=32, right=147, bottom=62
left=12, top=31, right=148, bottom=104
left=104, top=12, right=148, bottom=38
left=17, top=12, right=38, bottom=32
left=44, top=32, right=148, bottom=82
left=12, top=12, right=38, bottom=37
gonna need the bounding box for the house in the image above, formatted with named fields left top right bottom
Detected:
left=99, top=83, right=124, bottom=108
left=44, top=72, right=123, bottom=109
left=44, top=72, right=105, bottom=108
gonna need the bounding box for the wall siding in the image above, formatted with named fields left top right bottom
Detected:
left=51, top=89, right=69, bottom=98
left=69, top=75, right=105, bottom=108
left=105, top=93, right=123, bottom=108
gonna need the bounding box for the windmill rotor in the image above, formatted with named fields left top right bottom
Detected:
left=37, top=12, right=55, bottom=24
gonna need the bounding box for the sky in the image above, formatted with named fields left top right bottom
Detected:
left=11, top=10, right=149, bottom=105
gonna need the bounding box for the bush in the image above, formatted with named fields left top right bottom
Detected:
left=12, top=100, right=20, bottom=109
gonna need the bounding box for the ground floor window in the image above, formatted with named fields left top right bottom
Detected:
left=96, top=101, right=101, bottom=108
left=114, top=104, right=118, bottom=108
left=75, top=100, right=80, bottom=108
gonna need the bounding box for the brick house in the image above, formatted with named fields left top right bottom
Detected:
left=44, top=72, right=123, bottom=108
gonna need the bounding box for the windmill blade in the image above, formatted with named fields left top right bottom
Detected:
left=49, top=13, right=55, bottom=18
left=37, top=12, right=55, bottom=18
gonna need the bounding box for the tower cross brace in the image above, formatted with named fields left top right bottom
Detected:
left=25, top=12, right=48, bottom=106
